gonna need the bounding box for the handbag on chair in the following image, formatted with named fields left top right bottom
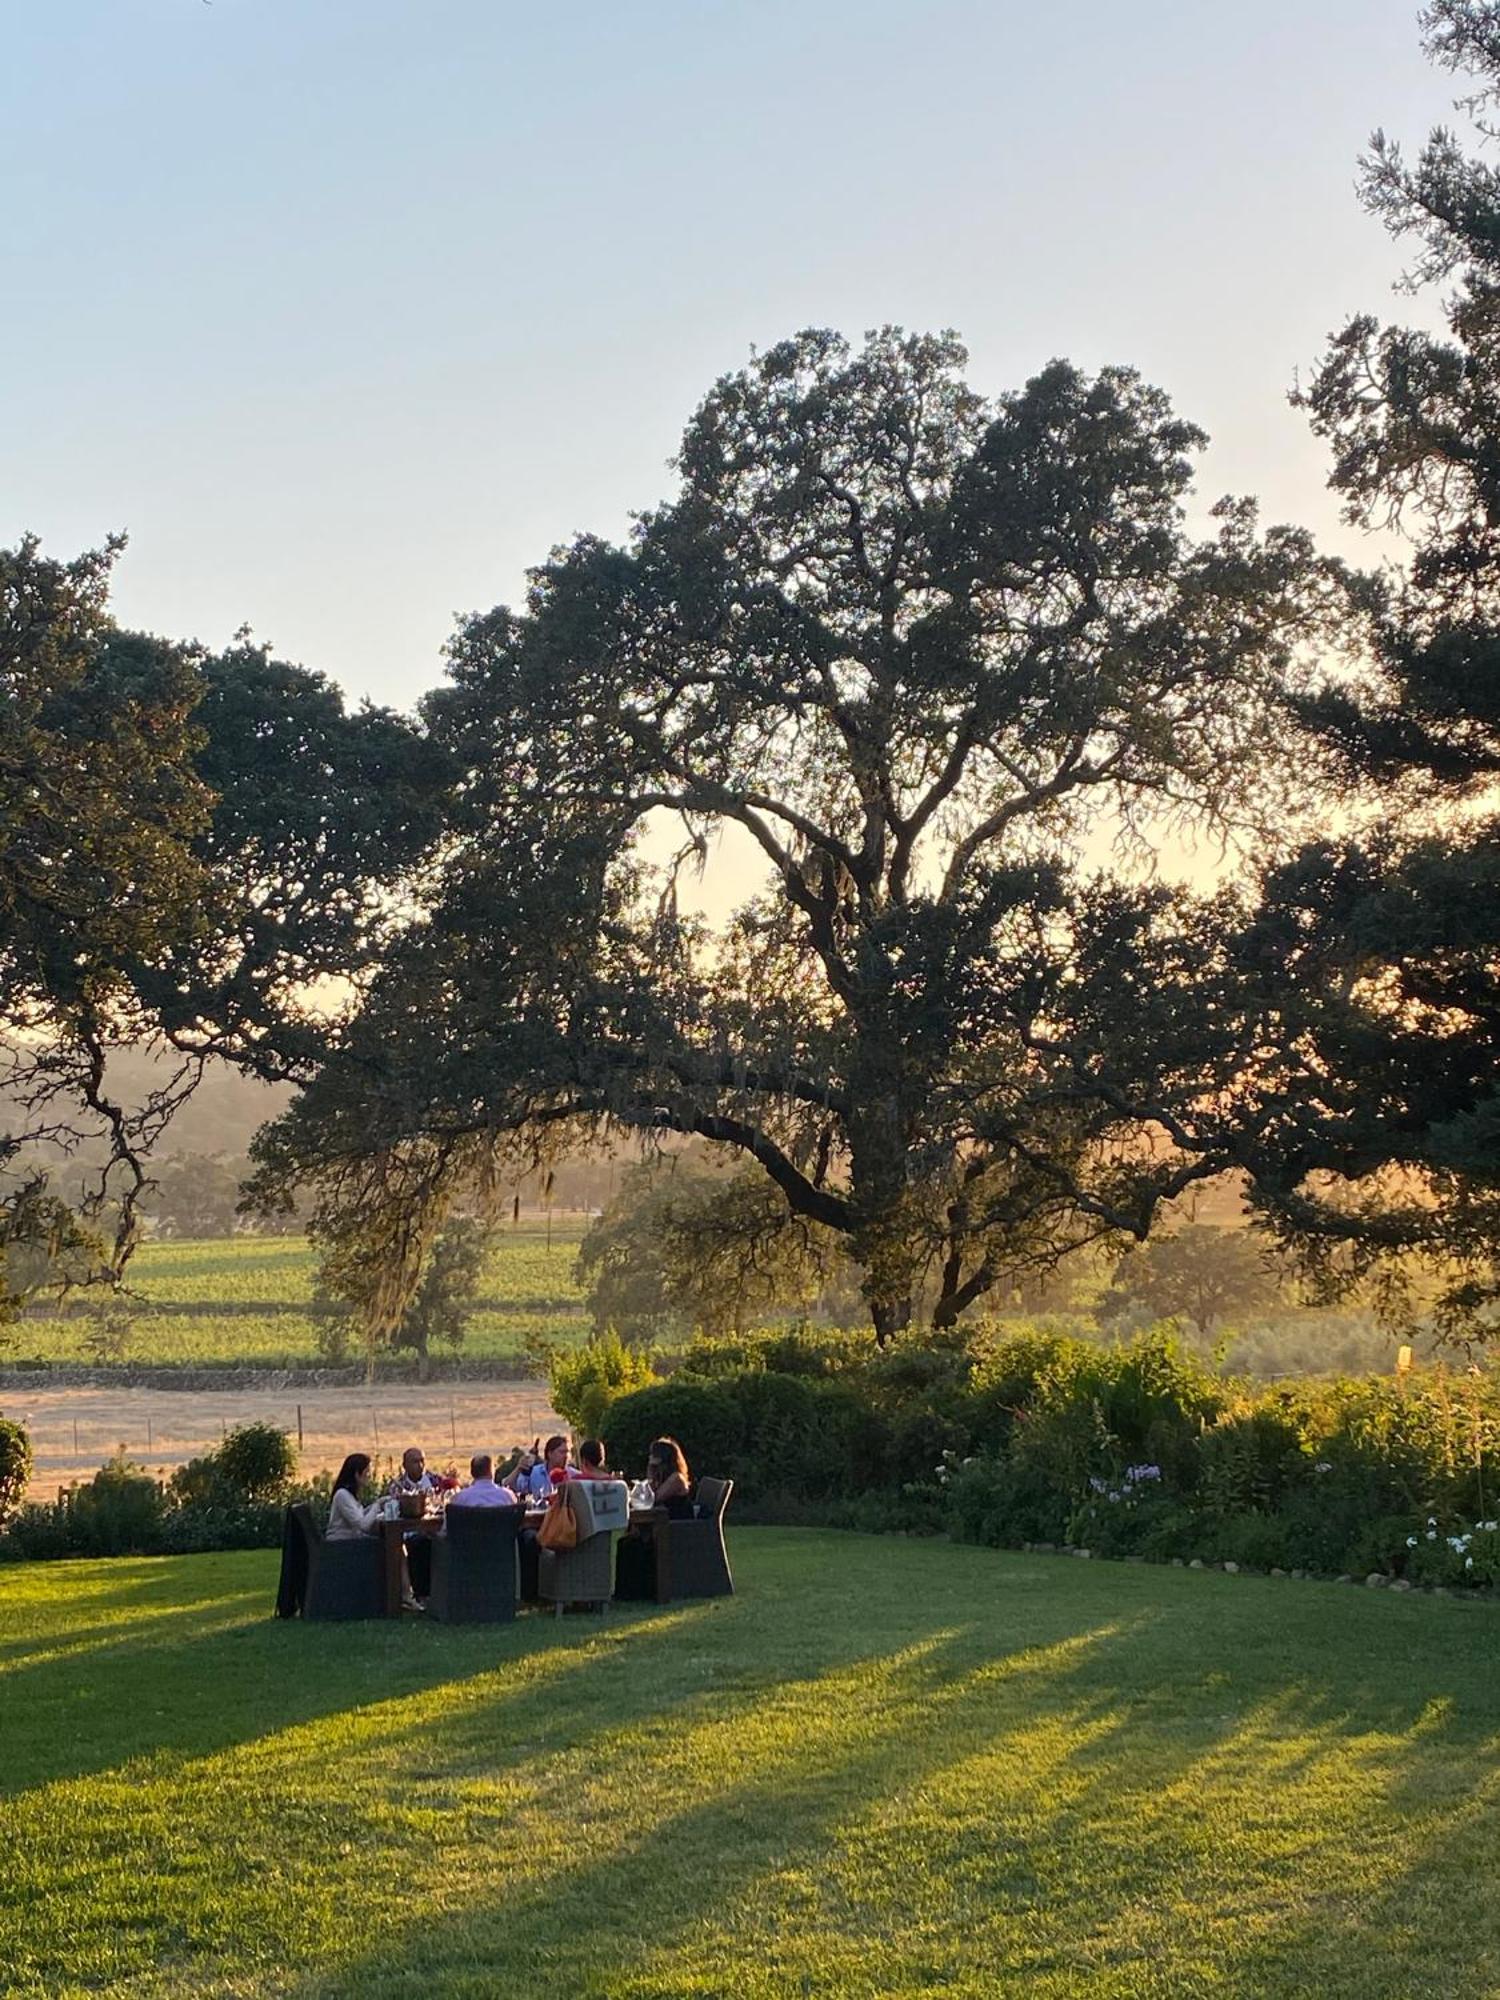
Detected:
left=538, top=1488, right=578, bottom=1551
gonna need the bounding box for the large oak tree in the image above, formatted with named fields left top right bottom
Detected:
left=253, top=329, right=1339, bottom=1339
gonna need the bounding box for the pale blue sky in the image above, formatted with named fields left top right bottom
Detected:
left=1, top=1, right=1461, bottom=710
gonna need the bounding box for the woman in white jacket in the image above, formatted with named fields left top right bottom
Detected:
left=326, top=1450, right=421, bottom=1610
left=326, top=1453, right=383, bottom=1537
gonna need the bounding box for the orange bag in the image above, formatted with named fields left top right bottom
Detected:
left=538, top=1489, right=578, bottom=1551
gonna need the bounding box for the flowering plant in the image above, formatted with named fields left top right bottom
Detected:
left=1402, top=1516, right=1500, bottom=1587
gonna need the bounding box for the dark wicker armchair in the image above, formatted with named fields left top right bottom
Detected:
left=428, top=1504, right=521, bottom=1624
left=672, top=1476, right=734, bottom=1599
left=538, top=1479, right=630, bottom=1615
left=287, top=1502, right=385, bottom=1621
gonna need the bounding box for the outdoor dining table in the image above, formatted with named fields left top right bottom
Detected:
left=378, top=1503, right=674, bottom=1616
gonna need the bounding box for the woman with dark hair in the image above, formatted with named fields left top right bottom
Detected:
left=326, top=1451, right=421, bottom=1611
left=326, top=1453, right=381, bottom=1539
left=645, top=1437, right=692, bottom=1516
left=616, top=1436, right=693, bottom=1600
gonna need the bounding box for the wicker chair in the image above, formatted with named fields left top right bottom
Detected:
left=538, top=1479, right=630, bottom=1615
left=671, top=1476, right=735, bottom=1599
left=428, top=1504, right=521, bottom=1624
left=291, top=1502, right=385, bottom=1621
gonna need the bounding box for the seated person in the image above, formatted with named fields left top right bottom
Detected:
left=503, top=1437, right=541, bottom=1496
left=525, top=1434, right=571, bottom=1502
left=644, top=1436, right=693, bottom=1516
left=328, top=1451, right=421, bottom=1611
left=615, top=1436, right=693, bottom=1601
left=388, top=1443, right=437, bottom=1598
left=326, top=1452, right=382, bottom=1538
left=575, top=1437, right=610, bottom=1479
left=389, top=1445, right=437, bottom=1503
left=447, top=1452, right=517, bottom=1508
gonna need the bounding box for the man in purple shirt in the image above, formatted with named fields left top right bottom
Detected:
left=447, top=1452, right=517, bottom=1508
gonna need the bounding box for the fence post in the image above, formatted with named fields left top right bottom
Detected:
left=297, top=1403, right=304, bottom=1451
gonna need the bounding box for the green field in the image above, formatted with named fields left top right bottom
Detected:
left=3, top=1535, right=1498, bottom=1997
left=10, top=1226, right=588, bottom=1369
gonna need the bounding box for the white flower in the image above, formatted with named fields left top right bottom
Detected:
left=1407, top=1536, right=1419, bottom=1549
left=1427, top=1531, right=1438, bottom=1541
left=1466, top=1556, right=1475, bottom=1570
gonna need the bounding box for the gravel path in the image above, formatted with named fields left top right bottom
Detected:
left=4, top=1382, right=564, bottom=1499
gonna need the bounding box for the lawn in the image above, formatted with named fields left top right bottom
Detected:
left=3, top=1537, right=1499, bottom=1998
left=10, top=1225, right=589, bottom=1370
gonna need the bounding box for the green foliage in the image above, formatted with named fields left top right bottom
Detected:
left=548, top=1328, right=658, bottom=1438
left=0, top=1416, right=31, bottom=1520
left=673, top=1321, right=875, bottom=1380
left=22, top=1455, right=169, bottom=1558
left=10, top=1424, right=297, bottom=1562
left=393, top=1215, right=489, bottom=1357
left=589, top=1312, right=1500, bottom=1586
left=147, top=1155, right=248, bottom=1239
left=602, top=1379, right=749, bottom=1485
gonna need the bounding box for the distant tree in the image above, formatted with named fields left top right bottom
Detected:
left=146, top=1154, right=246, bottom=1239
left=1251, top=1, right=1500, bottom=1337
left=575, top=1161, right=850, bottom=1341
left=1100, top=1224, right=1283, bottom=1338
left=312, top=1211, right=489, bottom=1374
left=253, top=328, right=1339, bottom=1342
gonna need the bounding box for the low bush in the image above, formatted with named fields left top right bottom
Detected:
left=1, top=1424, right=307, bottom=1562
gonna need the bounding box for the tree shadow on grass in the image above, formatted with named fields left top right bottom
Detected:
left=10, top=1543, right=1500, bottom=1998
left=265, top=1570, right=1500, bottom=2000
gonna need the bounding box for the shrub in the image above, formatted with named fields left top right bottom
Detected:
left=0, top=1417, right=32, bottom=1522
left=550, top=1330, right=658, bottom=1438
left=675, top=1323, right=874, bottom=1381
left=214, top=1422, right=297, bottom=1501
left=57, top=1455, right=166, bottom=1557
left=603, top=1380, right=747, bottom=1484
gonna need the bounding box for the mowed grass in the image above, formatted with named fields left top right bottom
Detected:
left=12, top=1225, right=589, bottom=1368
left=3, top=1537, right=1499, bottom=1998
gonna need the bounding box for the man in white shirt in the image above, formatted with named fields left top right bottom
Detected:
left=447, top=1453, right=516, bottom=1508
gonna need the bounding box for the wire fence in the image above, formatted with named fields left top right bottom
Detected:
left=5, top=1384, right=562, bottom=1501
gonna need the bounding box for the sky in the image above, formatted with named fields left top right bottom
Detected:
left=1, top=0, right=1464, bottom=728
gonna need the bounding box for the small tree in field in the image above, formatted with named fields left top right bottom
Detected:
left=1100, top=1224, right=1283, bottom=1339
